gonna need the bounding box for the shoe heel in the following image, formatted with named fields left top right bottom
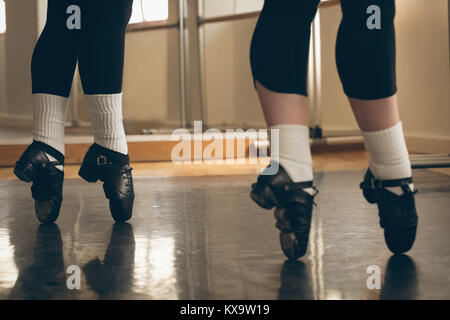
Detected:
left=250, top=183, right=277, bottom=210
left=14, top=158, right=37, bottom=183
left=363, top=188, right=377, bottom=204
left=78, top=163, right=99, bottom=183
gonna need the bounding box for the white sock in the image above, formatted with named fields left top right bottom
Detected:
left=270, top=124, right=314, bottom=195
left=84, top=93, right=128, bottom=155
left=362, top=122, right=414, bottom=195
left=33, top=93, right=68, bottom=156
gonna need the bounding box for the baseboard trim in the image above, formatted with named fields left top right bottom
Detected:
left=405, top=134, right=450, bottom=154
left=0, top=113, right=33, bottom=130
left=0, top=133, right=447, bottom=167
left=0, top=138, right=258, bottom=167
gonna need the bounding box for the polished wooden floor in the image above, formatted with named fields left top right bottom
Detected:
left=1, top=147, right=449, bottom=300
left=1, top=168, right=449, bottom=299
left=0, top=144, right=450, bottom=300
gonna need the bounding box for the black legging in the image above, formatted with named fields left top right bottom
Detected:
left=31, top=0, right=133, bottom=97
left=250, top=0, right=397, bottom=100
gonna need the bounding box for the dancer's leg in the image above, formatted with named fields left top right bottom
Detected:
left=249, top=0, right=320, bottom=260
left=31, top=0, right=79, bottom=155
left=15, top=0, right=80, bottom=223
left=77, top=0, right=135, bottom=222
left=78, top=0, right=133, bottom=155
left=337, top=0, right=418, bottom=254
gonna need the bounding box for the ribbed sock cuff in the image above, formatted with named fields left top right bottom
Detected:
left=269, top=124, right=313, bottom=183
left=84, top=93, right=128, bottom=155
left=362, top=121, right=412, bottom=181
left=32, top=94, right=69, bottom=155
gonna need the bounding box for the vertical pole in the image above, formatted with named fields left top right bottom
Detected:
left=307, top=11, right=322, bottom=136
left=312, top=11, right=322, bottom=131
left=185, top=0, right=205, bottom=127
left=178, top=0, right=187, bottom=128
left=197, top=0, right=207, bottom=128
left=69, top=65, right=80, bottom=127
left=307, top=27, right=316, bottom=130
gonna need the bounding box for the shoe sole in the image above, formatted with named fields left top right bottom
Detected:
left=384, top=226, right=417, bottom=254
left=275, top=209, right=309, bottom=260
left=280, top=233, right=306, bottom=260
left=251, top=189, right=310, bottom=260
left=35, top=199, right=62, bottom=224
left=250, top=189, right=275, bottom=210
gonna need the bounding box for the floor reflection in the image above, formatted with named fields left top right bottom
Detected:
left=278, top=261, right=314, bottom=300
left=0, top=169, right=448, bottom=300
left=0, top=227, right=19, bottom=292
left=9, top=224, right=67, bottom=299
left=380, top=254, right=418, bottom=300
left=82, top=223, right=135, bottom=299
left=133, top=235, right=179, bottom=299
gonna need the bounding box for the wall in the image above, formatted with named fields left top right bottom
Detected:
left=396, top=0, right=450, bottom=153
left=319, top=0, right=450, bottom=152
left=0, top=35, right=6, bottom=116
left=69, top=0, right=182, bottom=130
left=0, top=0, right=181, bottom=131
left=122, top=28, right=181, bottom=128
left=201, top=0, right=450, bottom=154
left=118, top=0, right=181, bottom=129
left=0, top=0, right=448, bottom=152
left=319, top=5, right=357, bottom=132
left=202, top=0, right=264, bottom=128
left=2, top=0, right=39, bottom=126
left=202, top=0, right=264, bottom=17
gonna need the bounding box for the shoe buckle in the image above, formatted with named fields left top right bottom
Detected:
left=97, top=155, right=107, bottom=166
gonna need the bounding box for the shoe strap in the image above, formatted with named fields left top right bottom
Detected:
left=48, top=160, right=63, bottom=167
left=360, top=176, right=413, bottom=190
left=95, top=154, right=131, bottom=167
left=30, top=141, right=65, bottom=165
left=285, top=181, right=314, bottom=191
left=284, top=181, right=319, bottom=206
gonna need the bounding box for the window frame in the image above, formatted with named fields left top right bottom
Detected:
left=0, top=0, right=6, bottom=36
left=127, top=0, right=176, bottom=33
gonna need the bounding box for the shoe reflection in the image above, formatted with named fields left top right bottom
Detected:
left=9, top=224, right=67, bottom=299
left=278, top=260, right=314, bottom=300
left=380, top=254, right=418, bottom=300
left=82, top=223, right=135, bottom=299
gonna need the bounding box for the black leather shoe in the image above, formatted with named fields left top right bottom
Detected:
left=14, top=141, right=64, bottom=223
left=78, top=144, right=134, bottom=222
left=360, top=169, right=418, bottom=254
left=251, top=164, right=317, bottom=260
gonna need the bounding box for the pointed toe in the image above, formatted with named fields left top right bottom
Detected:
left=35, top=199, right=62, bottom=224
left=109, top=197, right=134, bottom=223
